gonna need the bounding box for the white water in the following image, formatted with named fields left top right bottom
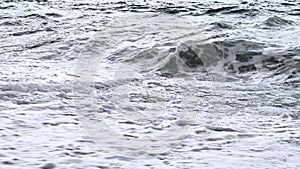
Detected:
left=0, top=0, right=300, bottom=168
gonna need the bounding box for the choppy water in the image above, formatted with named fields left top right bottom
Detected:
left=1, top=0, right=300, bottom=168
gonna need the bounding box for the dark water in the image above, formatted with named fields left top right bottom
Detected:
left=0, top=0, right=300, bottom=168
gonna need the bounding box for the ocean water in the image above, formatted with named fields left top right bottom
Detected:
left=0, top=0, right=300, bottom=168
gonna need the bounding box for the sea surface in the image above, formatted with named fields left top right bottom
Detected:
left=0, top=0, right=300, bottom=168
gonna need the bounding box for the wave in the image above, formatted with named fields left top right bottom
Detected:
left=124, top=38, right=300, bottom=85
left=263, top=15, right=293, bottom=27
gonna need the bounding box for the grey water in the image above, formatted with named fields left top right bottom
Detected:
left=0, top=0, right=300, bottom=168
